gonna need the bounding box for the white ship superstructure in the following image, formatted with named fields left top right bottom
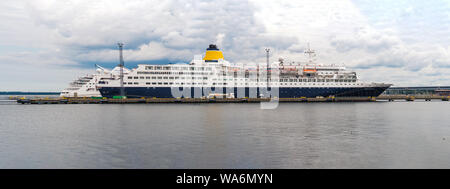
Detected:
left=97, top=44, right=391, bottom=98
left=60, top=65, right=130, bottom=97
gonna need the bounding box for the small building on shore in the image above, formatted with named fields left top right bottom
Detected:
left=383, top=86, right=450, bottom=96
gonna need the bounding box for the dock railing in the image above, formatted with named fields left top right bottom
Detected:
left=13, top=95, right=450, bottom=104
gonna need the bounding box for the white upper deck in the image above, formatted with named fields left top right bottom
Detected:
left=96, top=44, right=389, bottom=89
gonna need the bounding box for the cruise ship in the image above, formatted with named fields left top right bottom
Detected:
left=96, top=44, right=391, bottom=99
left=60, top=65, right=130, bottom=97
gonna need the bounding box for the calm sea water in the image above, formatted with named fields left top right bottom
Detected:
left=0, top=95, right=449, bottom=168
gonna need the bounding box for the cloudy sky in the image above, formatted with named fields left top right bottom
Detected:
left=0, top=0, right=449, bottom=91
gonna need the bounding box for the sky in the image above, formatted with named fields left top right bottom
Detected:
left=0, top=0, right=449, bottom=91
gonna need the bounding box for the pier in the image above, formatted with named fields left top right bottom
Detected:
left=12, top=95, right=450, bottom=104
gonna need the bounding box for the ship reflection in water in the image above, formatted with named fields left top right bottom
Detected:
left=1, top=101, right=450, bottom=168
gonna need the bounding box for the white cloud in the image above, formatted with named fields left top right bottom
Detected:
left=330, top=27, right=401, bottom=53
left=75, top=41, right=193, bottom=62
left=215, top=33, right=226, bottom=49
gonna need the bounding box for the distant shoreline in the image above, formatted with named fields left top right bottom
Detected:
left=0, top=91, right=60, bottom=95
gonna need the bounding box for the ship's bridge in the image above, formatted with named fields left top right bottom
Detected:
left=203, top=44, right=224, bottom=63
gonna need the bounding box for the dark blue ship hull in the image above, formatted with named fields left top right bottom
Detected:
left=99, top=86, right=390, bottom=98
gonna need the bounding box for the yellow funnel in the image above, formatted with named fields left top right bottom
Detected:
left=203, top=44, right=224, bottom=62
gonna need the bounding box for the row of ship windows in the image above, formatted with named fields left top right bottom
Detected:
left=138, top=72, right=351, bottom=79
left=144, top=66, right=213, bottom=71
left=138, top=71, right=212, bottom=75
left=128, top=76, right=355, bottom=82
left=138, top=71, right=351, bottom=76
left=318, top=72, right=338, bottom=75
left=279, top=79, right=356, bottom=82
left=123, top=82, right=363, bottom=86
left=136, top=72, right=356, bottom=80
left=143, top=66, right=342, bottom=73
left=128, top=76, right=207, bottom=80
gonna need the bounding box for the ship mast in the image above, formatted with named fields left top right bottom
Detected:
left=265, top=48, right=270, bottom=88
left=118, top=43, right=125, bottom=97
left=304, top=43, right=316, bottom=64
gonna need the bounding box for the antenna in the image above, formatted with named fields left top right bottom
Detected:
left=304, top=43, right=316, bottom=63
left=265, top=48, right=270, bottom=68
left=265, top=48, right=270, bottom=88
left=118, top=43, right=125, bottom=97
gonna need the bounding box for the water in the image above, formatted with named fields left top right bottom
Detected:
left=1, top=96, right=449, bottom=168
